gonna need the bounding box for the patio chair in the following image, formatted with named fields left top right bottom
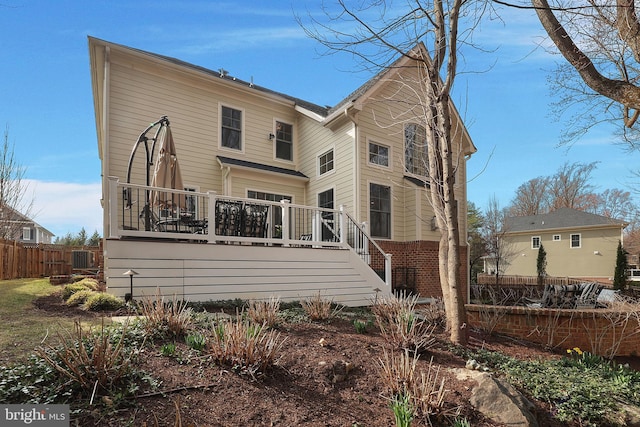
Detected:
left=215, top=201, right=242, bottom=236
left=240, top=203, right=269, bottom=238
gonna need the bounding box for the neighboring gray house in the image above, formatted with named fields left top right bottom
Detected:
left=491, top=208, right=627, bottom=283
left=0, top=205, right=54, bottom=244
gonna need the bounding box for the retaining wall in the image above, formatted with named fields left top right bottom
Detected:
left=466, top=304, right=640, bottom=357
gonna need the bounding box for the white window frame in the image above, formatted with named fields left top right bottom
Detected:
left=570, top=233, right=581, bottom=248
left=368, top=139, right=391, bottom=169
left=553, top=234, right=561, bottom=241
left=22, top=227, right=31, bottom=241
left=404, top=123, right=428, bottom=177
left=369, top=180, right=392, bottom=239
left=531, top=236, right=541, bottom=249
left=274, top=119, right=294, bottom=162
left=318, top=148, right=335, bottom=177
left=219, top=103, right=245, bottom=153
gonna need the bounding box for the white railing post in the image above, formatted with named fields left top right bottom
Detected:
left=385, top=253, right=393, bottom=289
left=281, top=199, right=290, bottom=247
left=312, top=208, right=320, bottom=242
left=207, top=191, right=217, bottom=244
left=339, top=205, right=346, bottom=248
left=107, top=176, right=119, bottom=239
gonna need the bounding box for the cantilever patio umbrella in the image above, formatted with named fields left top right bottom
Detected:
left=150, top=123, right=186, bottom=212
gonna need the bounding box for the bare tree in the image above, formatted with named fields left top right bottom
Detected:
left=299, top=0, right=487, bottom=345
left=508, top=176, right=550, bottom=216
left=547, top=161, right=598, bottom=211
left=0, top=126, right=33, bottom=241
left=528, top=0, right=640, bottom=145
left=483, top=196, right=517, bottom=284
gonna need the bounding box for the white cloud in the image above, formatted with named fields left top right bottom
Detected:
left=25, top=180, right=102, bottom=238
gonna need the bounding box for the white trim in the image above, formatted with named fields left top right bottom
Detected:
left=366, top=137, right=392, bottom=170
left=553, top=234, right=561, bottom=241
left=317, top=147, right=336, bottom=178
left=570, top=233, right=582, bottom=248
left=367, top=179, right=392, bottom=240
left=218, top=103, right=245, bottom=154
left=273, top=118, right=295, bottom=163
left=531, top=236, right=541, bottom=249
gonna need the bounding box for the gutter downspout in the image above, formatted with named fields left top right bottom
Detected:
left=216, top=157, right=232, bottom=196
left=102, top=45, right=111, bottom=238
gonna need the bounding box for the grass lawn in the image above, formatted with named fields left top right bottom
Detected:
left=0, top=278, right=98, bottom=365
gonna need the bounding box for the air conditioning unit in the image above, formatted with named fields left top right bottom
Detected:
left=72, top=250, right=94, bottom=270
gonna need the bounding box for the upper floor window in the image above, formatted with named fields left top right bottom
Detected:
left=532, top=236, right=540, bottom=249
left=553, top=234, right=561, bottom=241
left=22, top=227, right=31, bottom=241
left=221, top=106, right=242, bottom=150
left=275, top=121, right=293, bottom=161
left=571, top=233, right=581, bottom=248
left=369, top=142, right=389, bottom=167
left=370, top=183, right=391, bottom=239
left=404, top=123, right=428, bottom=176
left=319, top=149, right=334, bottom=176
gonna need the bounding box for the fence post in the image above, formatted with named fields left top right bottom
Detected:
left=385, top=253, right=393, bottom=289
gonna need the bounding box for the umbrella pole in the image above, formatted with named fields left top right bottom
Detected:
left=125, top=116, right=170, bottom=231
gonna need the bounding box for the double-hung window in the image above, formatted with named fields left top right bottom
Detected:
left=22, top=227, right=31, bottom=241
left=221, top=106, right=242, bottom=150
left=570, top=233, right=581, bottom=248
left=404, top=123, right=428, bottom=176
left=532, top=236, right=541, bottom=249
left=275, top=121, right=293, bottom=161
left=370, top=183, right=391, bottom=239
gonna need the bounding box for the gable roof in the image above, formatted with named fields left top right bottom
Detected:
left=505, top=208, right=627, bottom=233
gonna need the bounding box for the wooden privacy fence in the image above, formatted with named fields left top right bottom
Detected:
left=477, top=273, right=605, bottom=286
left=0, top=239, right=101, bottom=280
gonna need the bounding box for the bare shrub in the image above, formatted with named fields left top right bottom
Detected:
left=301, top=292, right=342, bottom=321
left=582, top=295, right=640, bottom=358
left=419, top=297, right=446, bottom=329
left=139, top=290, right=193, bottom=338
left=208, top=316, right=286, bottom=376
left=372, top=292, right=436, bottom=352
left=377, top=348, right=447, bottom=421
left=36, top=319, right=135, bottom=394
left=527, top=308, right=572, bottom=350
left=247, top=297, right=281, bottom=328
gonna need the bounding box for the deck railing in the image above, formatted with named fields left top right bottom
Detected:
left=108, top=177, right=391, bottom=285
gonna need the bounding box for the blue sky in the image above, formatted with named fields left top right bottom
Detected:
left=0, top=1, right=636, bottom=238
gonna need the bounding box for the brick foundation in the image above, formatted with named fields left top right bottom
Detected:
left=376, top=240, right=468, bottom=302
left=466, top=304, right=640, bottom=357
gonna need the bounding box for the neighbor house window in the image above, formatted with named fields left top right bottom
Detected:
left=553, top=234, right=561, bottom=241
left=369, top=142, right=389, bottom=167
left=404, top=123, right=428, bottom=176
left=22, top=227, right=31, bottom=241
left=319, top=150, right=334, bottom=175
left=370, top=183, right=391, bottom=239
left=532, top=236, right=540, bottom=249
left=275, top=121, right=293, bottom=161
left=571, top=233, right=581, bottom=248
left=221, top=106, right=242, bottom=150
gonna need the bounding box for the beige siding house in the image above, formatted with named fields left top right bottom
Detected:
left=497, top=208, right=627, bottom=283
left=89, top=37, right=476, bottom=305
